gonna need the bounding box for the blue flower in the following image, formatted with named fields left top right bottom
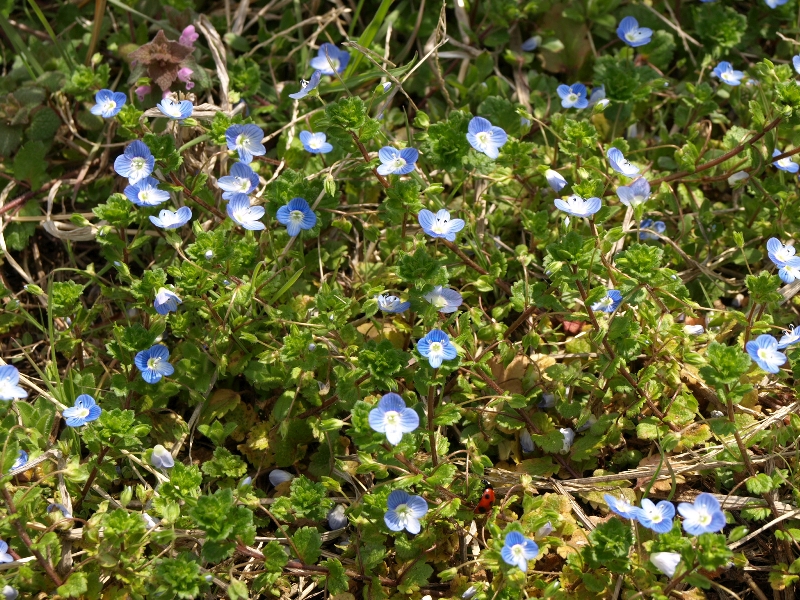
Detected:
left=149, top=206, right=192, bottom=229
left=500, top=531, right=539, bottom=573
left=368, top=392, right=419, bottom=445
left=376, top=294, right=411, bottom=313
left=424, top=286, right=463, bottom=313
left=417, top=329, right=458, bottom=369
left=684, top=325, right=705, bottom=335
left=227, top=193, right=266, bottom=230
left=712, top=62, right=745, bottom=86
left=154, top=288, right=182, bottom=315
left=299, top=131, right=333, bottom=154
left=276, top=197, right=317, bottom=236
left=617, top=16, right=653, bottom=47
left=218, top=162, right=260, bottom=199
left=377, top=147, right=419, bottom=175
left=123, top=176, right=170, bottom=207
left=639, top=219, right=666, bottom=241
left=554, top=194, right=602, bottom=218
left=520, top=430, right=535, bottom=453
left=417, top=209, right=465, bottom=241
left=3, top=585, right=18, bottom=600
left=63, top=394, right=102, bottom=427
left=766, top=237, right=796, bottom=266
left=328, top=504, right=348, bottom=530
left=560, top=428, right=575, bottom=453
left=521, top=36, right=541, bottom=51
left=588, top=85, right=607, bottom=108
left=772, top=149, right=798, bottom=173
left=225, top=124, right=266, bottom=163
left=591, top=290, right=623, bottom=313
left=47, top=503, right=72, bottom=518
left=288, top=70, right=323, bottom=100
left=0, top=365, right=27, bottom=401
left=11, top=449, right=27, bottom=471
left=466, top=117, right=508, bottom=159
left=777, top=325, right=800, bottom=349
left=90, top=89, right=127, bottom=118
left=607, top=147, right=640, bottom=176
left=651, top=552, right=682, bottom=578
left=635, top=498, right=675, bottom=533
left=156, top=97, right=193, bottom=120
left=677, top=493, right=726, bottom=535
left=384, top=490, right=428, bottom=534
left=556, top=83, right=589, bottom=109
left=135, top=344, right=175, bottom=383
left=604, top=494, right=640, bottom=519
left=114, top=140, right=155, bottom=184
left=0, top=540, right=13, bottom=563
left=746, top=334, right=787, bottom=373
left=617, top=177, right=651, bottom=207
left=765, top=0, right=789, bottom=7
left=778, top=257, right=800, bottom=283
left=150, top=444, right=175, bottom=469
left=545, top=169, right=568, bottom=192
left=794, top=55, right=800, bottom=75
left=310, top=43, right=350, bottom=74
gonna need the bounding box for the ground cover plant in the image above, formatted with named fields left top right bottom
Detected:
left=3, top=0, right=800, bottom=598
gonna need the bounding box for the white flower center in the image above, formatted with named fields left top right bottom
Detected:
left=309, top=137, right=323, bottom=149
left=384, top=411, right=400, bottom=427
left=237, top=178, right=250, bottom=192
left=721, top=71, right=736, bottom=83
left=648, top=509, right=663, bottom=523
left=775, top=248, right=794, bottom=262
left=697, top=511, right=711, bottom=525
left=431, top=220, right=449, bottom=234
left=147, top=357, right=162, bottom=370
left=290, top=210, right=305, bottom=224
left=131, top=157, right=145, bottom=172
left=625, top=31, right=639, bottom=42
left=511, top=544, right=526, bottom=561
left=778, top=158, right=793, bottom=168
left=236, top=134, right=251, bottom=149
left=429, top=342, right=443, bottom=354
left=391, top=158, right=407, bottom=170
left=394, top=503, right=410, bottom=523
left=139, top=190, right=150, bottom=201
left=102, top=99, right=117, bottom=112
left=74, top=407, right=90, bottom=419
left=328, top=58, right=340, bottom=71
left=758, top=349, right=769, bottom=360
left=567, top=93, right=578, bottom=104
left=433, top=295, right=447, bottom=308
left=476, top=132, right=490, bottom=145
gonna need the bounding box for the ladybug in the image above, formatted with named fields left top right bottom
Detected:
left=474, top=480, right=495, bottom=514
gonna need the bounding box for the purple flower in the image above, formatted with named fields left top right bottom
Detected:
left=179, top=25, right=199, bottom=47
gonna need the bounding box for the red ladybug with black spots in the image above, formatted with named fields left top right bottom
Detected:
left=474, top=480, right=495, bottom=514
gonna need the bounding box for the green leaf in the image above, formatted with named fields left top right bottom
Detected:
left=582, top=518, right=633, bottom=573
left=154, top=552, right=208, bottom=599
left=201, top=447, right=248, bottom=479
left=322, top=558, right=349, bottom=595
left=57, top=572, right=88, bottom=598
left=292, top=526, right=322, bottom=564
left=290, top=475, right=333, bottom=521
left=746, top=473, right=774, bottom=494
left=262, top=541, right=289, bottom=573
left=699, top=342, right=752, bottom=387
left=13, top=140, right=48, bottom=189
left=745, top=272, right=783, bottom=305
